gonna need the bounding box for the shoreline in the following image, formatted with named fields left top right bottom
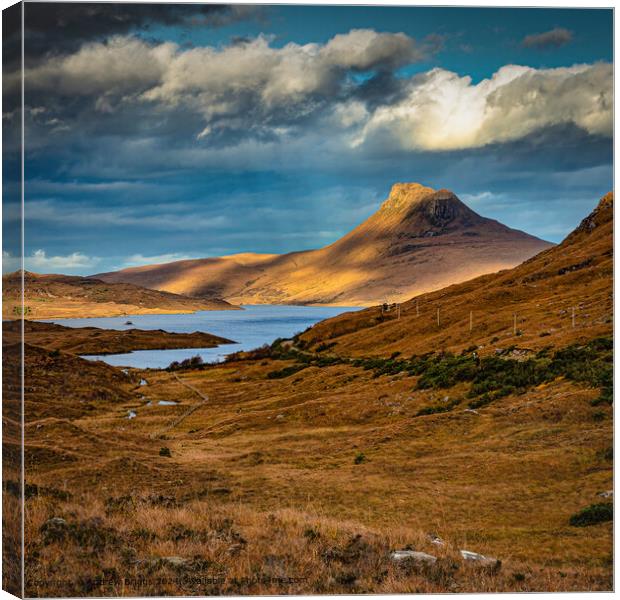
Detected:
left=26, top=302, right=363, bottom=321
left=3, top=320, right=236, bottom=356
left=8, top=305, right=244, bottom=321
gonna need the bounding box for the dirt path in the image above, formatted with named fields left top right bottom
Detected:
left=150, top=373, right=209, bottom=438
left=172, top=372, right=210, bottom=401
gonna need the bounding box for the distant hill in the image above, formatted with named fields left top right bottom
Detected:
left=96, top=183, right=552, bottom=306
left=297, top=192, right=613, bottom=357
left=2, top=271, right=238, bottom=319
left=3, top=319, right=234, bottom=355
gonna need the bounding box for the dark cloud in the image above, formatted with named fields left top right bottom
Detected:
left=21, top=121, right=612, bottom=272
left=522, top=27, right=573, bottom=50
left=14, top=29, right=426, bottom=154
left=10, top=3, right=260, bottom=67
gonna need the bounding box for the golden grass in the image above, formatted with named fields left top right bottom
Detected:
left=3, top=320, right=232, bottom=355
left=2, top=271, right=237, bottom=319
left=18, top=350, right=612, bottom=595
left=23, top=488, right=611, bottom=597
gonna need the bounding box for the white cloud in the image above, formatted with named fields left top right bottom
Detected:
left=19, top=30, right=421, bottom=130
left=460, top=191, right=504, bottom=206
left=2, top=251, right=20, bottom=273
left=355, top=62, right=612, bottom=151
left=17, top=36, right=176, bottom=97
left=3, top=249, right=100, bottom=273
left=116, top=253, right=199, bottom=269
left=14, top=30, right=612, bottom=154
left=140, top=29, right=420, bottom=123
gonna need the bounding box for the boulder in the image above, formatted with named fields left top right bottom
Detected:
left=460, top=549, right=501, bottom=569
left=162, top=556, right=190, bottom=568
left=390, top=550, right=437, bottom=564
left=429, top=535, right=445, bottom=546
left=40, top=517, right=69, bottom=544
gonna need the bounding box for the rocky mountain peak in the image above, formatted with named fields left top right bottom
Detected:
left=380, top=182, right=436, bottom=213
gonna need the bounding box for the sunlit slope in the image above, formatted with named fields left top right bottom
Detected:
left=298, top=192, right=613, bottom=357
left=2, top=271, right=238, bottom=319
left=97, top=183, right=551, bottom=306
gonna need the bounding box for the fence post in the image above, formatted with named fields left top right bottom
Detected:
left=513, top=313, right=517, bottom=335
left=469, top=311, right=473, bottom=333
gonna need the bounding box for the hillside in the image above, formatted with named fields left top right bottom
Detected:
left=3, top=320, right=234, bottom=355
left=96, top=183, right=552, bottom=306
left=297, top=192, right=613, bottom=357
left=12, top=193, right=613, bottom=595
left=2, top=270, right=238, bottom=319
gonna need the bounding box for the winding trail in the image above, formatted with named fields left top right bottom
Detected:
left=150, top=373, right=209, bottom=438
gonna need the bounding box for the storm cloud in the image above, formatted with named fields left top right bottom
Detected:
left=14, top=31, right=613, bottom=154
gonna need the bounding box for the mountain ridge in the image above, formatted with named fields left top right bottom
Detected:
left=298, top=191, right=613, bottom=357
left=96, top=182, right=553, bottom=306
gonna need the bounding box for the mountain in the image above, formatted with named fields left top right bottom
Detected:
left=2, top=271, right=238, bottom=319
left=297, top=192, right=613, bottom=357
left=96, top=183, right=552, bottom=306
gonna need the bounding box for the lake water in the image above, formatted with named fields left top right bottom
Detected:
left=45, top=305, right=361, bottom=369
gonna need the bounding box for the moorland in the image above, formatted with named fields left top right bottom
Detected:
left=2, top=192, right=613, bottom=596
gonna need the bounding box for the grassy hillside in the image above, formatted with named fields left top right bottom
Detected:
left=297, top=192, right=612, bottom=358
left=14, top=335, right=612, bottom=595
left=2, top=271, right=238, bottom=319
left=3, top=320, right=234, bottom=356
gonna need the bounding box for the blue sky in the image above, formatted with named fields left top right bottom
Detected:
left=3, top=4, right=613, bottom=274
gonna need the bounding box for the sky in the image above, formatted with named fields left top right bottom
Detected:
left=2, top=3, right=613, bottom=275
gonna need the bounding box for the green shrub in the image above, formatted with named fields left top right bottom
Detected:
left=468, top=392, right=497, bottom=409
left=351, top=337, right=612, bottom=408
left=569, top=503, right=613, bottom=527
left=416, top=397, right=460, bottom=416
left=267, top=364, right=307, bottom=379
left=354, top=452, right=366, bottom=464
left=416, top=354, right=477, bottom=390
left=591, top=387, right=613, bottom=406
left=303, top=527, right=321, bottom=540
left=167, top=354, right=204, bottom=371
left=468, top=356, right=548, bottom=398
